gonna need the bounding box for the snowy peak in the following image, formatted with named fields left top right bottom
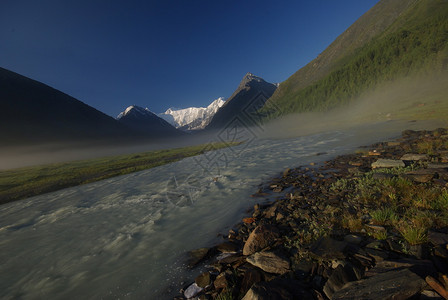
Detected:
left=117, top=105, right=156, bottom=120
left=240, top=72, right=265, bottom=88
left=158, top=97, right=225, bottom=130
left=116, top=105, right=183, bottom=137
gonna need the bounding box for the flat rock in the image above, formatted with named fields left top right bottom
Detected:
left=246, top=251, right=290, bottom=274
left=323, top=263, right=361, bottom=299
left=401, top=153, right=428, bottom=161
left=310, top=237, right=348, bottom=260
left=372, top=159, right=405, bottom=169
left=427, top=163, right=448, bottom=169
left=332, top=269, right=426, bottom=300
left=243, top=224, right=280, bottom=256
left=428, top=231, right=448, bottom=246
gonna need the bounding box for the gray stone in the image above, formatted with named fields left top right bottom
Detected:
left=371, top=159, right=405, bottom=169
left=428, top=231, right=448, bottom=246
left=400, top=153, right=428, bottom=161
left=216, top=242, right=240, bottom=253
left=246, top=251, right=290, bottom=274
left=310, top=237, right=348, bottom=260
left=243, top=224, right=280, bottom=256
left=332, top=269, right=426, bottom=300
left=428, top=163, right=448, bottom=169
left=184, top=283, right=203, bottom=299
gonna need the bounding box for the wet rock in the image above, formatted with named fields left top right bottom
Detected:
left=332, top=269, right=426, bottom=300
left=188, top=247, right=212, bottom=268
left=246, top=251, right=290, bottom=274
left=195, top=272, right=211, bottom=288
left=371, top=159, right=405, bottom=169
left=243, top=224, right=280, bottom=256
left=401, top=153, right=428, bottom=161
left=184, top=283, right=203, bottom=298
left=216, top=242, right=240, bottom=253
left=310, top=237, right=348, bottom=260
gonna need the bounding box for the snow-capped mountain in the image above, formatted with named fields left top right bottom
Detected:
left=159, top=97, right=225, bottom=130
left=117, top=105, right=183, bottom=137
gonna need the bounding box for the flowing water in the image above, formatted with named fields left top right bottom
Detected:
left=0, top=121, right=442, bottom=299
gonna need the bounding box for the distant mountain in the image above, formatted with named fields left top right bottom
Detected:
left=0, top=67, right=139, bottom=145
left=159, top=97, right=225, bottom=130
left=206, top=73, right=277, bottom=129
left=263, top=0, right=448, bottom=117
left=117, top=105, right=184, bottom=137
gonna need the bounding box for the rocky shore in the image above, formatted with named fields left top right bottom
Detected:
left=175, top=128, right=448, bottom=300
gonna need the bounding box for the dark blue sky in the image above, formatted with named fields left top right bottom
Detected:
left=0, top=0, right=378, bottom=117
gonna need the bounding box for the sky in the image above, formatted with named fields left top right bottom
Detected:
left=0, top=0, right=379, bottom=118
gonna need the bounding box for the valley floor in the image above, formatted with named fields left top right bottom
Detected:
left=0, top=142, right=238, bottom=205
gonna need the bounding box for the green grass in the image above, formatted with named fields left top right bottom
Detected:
left=0, top=142, right=240, bottom=205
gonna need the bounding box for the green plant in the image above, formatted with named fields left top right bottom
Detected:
left=372, top=230, right=388, bottom=240
left=431, top=189, right=448, bottom=210
left=371, top=207, right=398, bottom=225
left=398, top=223, right=428, bottom=245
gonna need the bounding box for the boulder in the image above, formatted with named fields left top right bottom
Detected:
left=400, top=153, right=428, bottom=161
left=243, top=224, right=280, bottom=256
left=195, top=272, right=211, bottom=288
left=184, top=283, right=203, bottom=299
left=310, top=237, right=348, bottom=260
left=332, top=269, right=426, bottom=300
left=246, top=251, right=290, bottom=274
left=323, top=263, right=362, bottom=299
left=240, top=268, right=263, bottom=295
left=371, top=159, right=405, bottom=169
left=241, top=279, right=313, bottom=300
left=188, top=247, right=212, bottom=267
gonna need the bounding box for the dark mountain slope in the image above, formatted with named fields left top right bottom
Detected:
left=117, top=105, right=184, bottom=137
left=206, top=73, right=277, bottom=129
left=0, top=67, right=140, bottom=144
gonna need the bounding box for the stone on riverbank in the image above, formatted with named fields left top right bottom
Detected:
left=243, top=224, right=280, bottom=256
left=371, top=159, right=405, bottom=168
left=246, top=251, right=290, bottom=274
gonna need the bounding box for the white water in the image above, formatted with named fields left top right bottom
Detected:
left=0, top=121, right=441, bottom=299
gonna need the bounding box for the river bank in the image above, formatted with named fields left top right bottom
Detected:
left=177, top=128, right=448, bottom=299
